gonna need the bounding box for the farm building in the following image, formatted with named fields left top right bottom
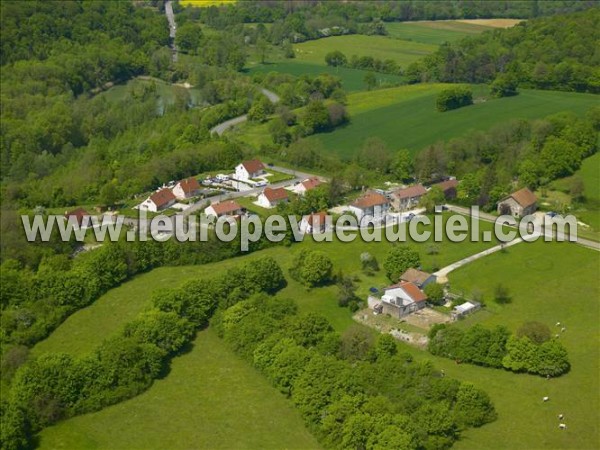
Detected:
left=400, top=268, right=437, bottom=289
left=141, top=188, right=176, bottom=212
left=451, top=301, right=481, bottom=320
left=258, top=187, right=289, bottom=208
left=349, top=191, right=390, bottom=220
left=172, top=177, right=201, bottom=200
left=235, top=159, right=265, bottom=181
left=300, top=211, right=328, bottom=234
left=497, top=188, right=537, bottom=217
left=433, top=179, right=458, bottom=199
left=293, top=177, right=324, bottom=195
left=204, top=200, right=244, bottom=218
left=391, top=184, right=428, bottom=211
left=369, top=281, right=428, bottom=318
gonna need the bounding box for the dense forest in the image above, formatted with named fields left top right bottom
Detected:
left=409, top=8, right=600, bottom=92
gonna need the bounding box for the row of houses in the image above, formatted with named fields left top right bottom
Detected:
left=140, top=177, right=202, bottom=212
left=349, top=180, right=538, bottom=220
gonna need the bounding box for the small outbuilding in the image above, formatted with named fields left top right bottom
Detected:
left=497, top=187, right=537, bottom=218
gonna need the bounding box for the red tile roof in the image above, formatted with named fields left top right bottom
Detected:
left=303, top=211, right=327, bottom=227
left=177, top=177, right=200, bottom=194
left=150, top=188, right=176, bottom=207
left=507, top=187, right=537, bottom=208
left=351, top=192, right=389, bottom=209
left=301, top=177, right=323, bottom=191
left=241, top=159, right=265, bottom=174
left=385, top=281, right=428, bottom=303
left=64, top=208, right=90, bottom=225
left=209, top=200, right=243, bottom=216
left=393, top=184, right=428, bottom=200
left=434, top=179, right=458, bottom=193
left=262, top=187, right=288, bottom=203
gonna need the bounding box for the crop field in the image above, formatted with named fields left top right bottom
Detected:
left=246, top=61, right=403, bottom=92
left=385, top=20, right=493, bottom=45
left=309, top=87, right=600, bottom=158
left=180, top=0, right=236, bottom=7
left=456, top=18, right=525, bottom=28
left=293, top=34, right=437, bottom=67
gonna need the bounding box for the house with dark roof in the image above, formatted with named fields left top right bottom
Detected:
left=433, top=179, right=458, bottom=200
left=374, top=281, right=428, bottom=317
left=172, top=177, right=201, bottom=200
left=142, top=188, right=176, bottom=212
left=235, top=159, right=265, bottom=181
left=400, top=268, right=437, bottom=289
left=257, top=187, right=288, bottom=208
left=497, top=187, right=537, bottom=217
left=349, top=191, right=390, bottom=220
left=390, top=184, right=428, bottom=211
left=204, top=200, right=245, bottom=218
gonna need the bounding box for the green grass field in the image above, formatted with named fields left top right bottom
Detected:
left=550, top=152, right=600, bottom=236
left=293, top=35, right=437, bottom=67
left=309, top=87, right=600, bottom=157
left=246, top=61, right=403, bottom=92
left=385, top=20, right=493, bottom=45
left=442, top=241, right=599, bottom=450
left=100, top=77, right=204, bottom=108
left=38, top=328, right=320, bottom=450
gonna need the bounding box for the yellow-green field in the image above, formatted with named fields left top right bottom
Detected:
left=180, top=0, right=236, bottom=7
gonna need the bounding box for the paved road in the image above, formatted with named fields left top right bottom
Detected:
left=446, top=204, right=599, bottom=251
left=165, top=1, right=178, bottom=62
left=210, top=88, right=281, bottom=136
left=433, top=237, right=525, bottom=279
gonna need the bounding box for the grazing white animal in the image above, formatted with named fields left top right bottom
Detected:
left=559, top=423, right=567, bottom=430
left=556, top=322, right=561, bottom=327
left=555, top=334, right=560, bottom=338
left=558, top=414, right=564, bottom=420
left=543, top=396, right=550, bottom=402
left=561, top=327, right=566, bottom=332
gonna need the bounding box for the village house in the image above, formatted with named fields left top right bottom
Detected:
left=300, top=211, right=328, bottom=234
left=390, top=184, right=428, bottom=211
left=257, top=187, right=289, bottom=208
left=235, top=159, right=265, bottom=181
left=172, top=177, right=201, bottom=200
left=293, top=177, right=323, bottom=195
left=497, top=187, right=537, bottom=217
left=400, top=268, right=437, bottom=289
left=204, top=200, right=245, bottom=218
left=141, top=188, right=176, bottom=212
left=370, top=281, right=428, bottom=318
left=349, top=191, right=390, bottom=220
left=64, top=207, right=91, bottom=227
left=433, top=179, right=458, bottom=200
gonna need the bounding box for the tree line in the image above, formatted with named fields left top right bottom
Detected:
left=429, top=322, right=570, bottom=377
left=408, top=9, right=600, bottom=93
left=0, top=256, right=285, bottom=449
left=212, top=287, right=497, bottom=449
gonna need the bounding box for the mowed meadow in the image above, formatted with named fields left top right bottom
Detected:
left=34, top=218, right=600, bottom=449
left=309, top=87, right=600, bottom=158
